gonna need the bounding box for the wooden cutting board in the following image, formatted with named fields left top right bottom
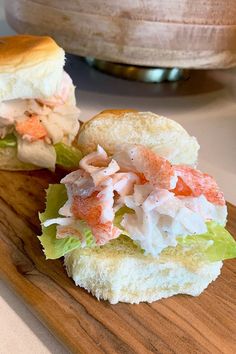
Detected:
left=0, top=170, right=235, bottom=354
left=6, top=0, right=236, bottom=68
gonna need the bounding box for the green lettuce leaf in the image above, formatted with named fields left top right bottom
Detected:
left=0, top=137, right=82, bottom=169
left=54, top=142, right=82, bottom=169
left=38, top=184, right=94, bottom=259
left=176, top=222, right=236, bottom=262
left=0, top=134, right=17, bottom=148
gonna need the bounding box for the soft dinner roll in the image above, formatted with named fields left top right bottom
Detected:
left=62, top=110, right=222, bottom=304
left=45, top=110, right=234, bottom=304
left=65, top=237, right=222, bottom=304
left=61, top=111, right=225, bottom=304
left=78, top=110, right=200, bottom=165
left=0, top=35, right=65, bottom=102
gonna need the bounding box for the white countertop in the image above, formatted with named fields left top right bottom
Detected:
left=0, top=1, right=235, bottom=353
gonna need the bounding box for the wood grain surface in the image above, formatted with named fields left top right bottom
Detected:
left=0, top=170, right=235, bottom=354
left=5, top=0, right=236, bottom=69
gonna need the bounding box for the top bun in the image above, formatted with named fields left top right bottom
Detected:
left=78, top=110, right=200, bottom=165
left=0, top=35, right=65, bottom=102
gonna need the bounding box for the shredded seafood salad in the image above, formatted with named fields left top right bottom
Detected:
left=39, top=144, right=236, bottom=261
left=0, top=72, right=81, bottom=169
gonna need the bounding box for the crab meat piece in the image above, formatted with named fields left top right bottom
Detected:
left=172, top=166, right=225, bottom=206
left=113, top=144, right=175, bottom=190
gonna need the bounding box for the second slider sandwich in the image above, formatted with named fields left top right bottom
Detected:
left=39, top=110, right=236, bottom=304
left=0, top=35, right=81, bottom=170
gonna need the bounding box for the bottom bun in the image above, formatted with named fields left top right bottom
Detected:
left=64, top=237, right=222, bottom=304
left=0, top=147, right=39, bottom=170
